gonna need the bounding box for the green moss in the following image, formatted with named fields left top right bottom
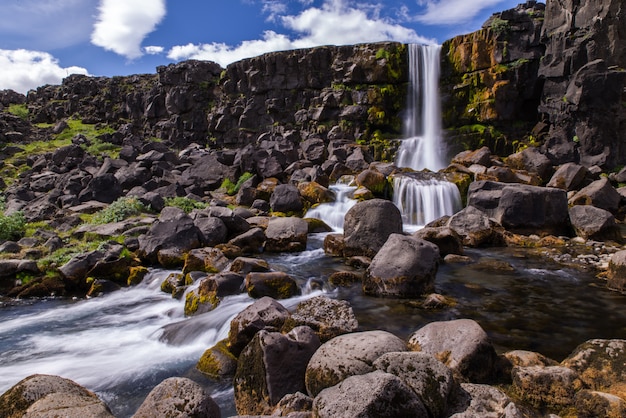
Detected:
left=196, top=340, right=237, bottom=379
left=127, top=266, right=149, bottom=286
left=7, top=103, right=29, bottom=120
left=90, top=197, right=149, bottom=224
left=0, top=211, right=25, bottom=241
left=164, top=196, right=208, bottom=213
left=184, top=290, right=219, bottom=316
left=490, top=17, right=511, bottom=36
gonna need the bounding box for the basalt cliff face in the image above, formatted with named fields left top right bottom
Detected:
left=442, top=0, right=626, bottom=168
left=19, top=42, right=407, bottom=160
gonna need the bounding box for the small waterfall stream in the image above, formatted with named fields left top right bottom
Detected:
left=304, top=181, right=357, bottom=231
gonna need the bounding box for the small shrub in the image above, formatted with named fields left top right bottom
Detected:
left=91, top=197, right=148, bottom=224
left=0, top=211, right=26, bottom=241
left=221, top=172, right=255, bottom=195
left=164, top=197, right=208, bottom=213
left=490, top=17, right=510, bottom=36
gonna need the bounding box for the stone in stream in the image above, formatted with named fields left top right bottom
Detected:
left=264, top=216, right=308, bottom=252
left=363, top=234, right=440, bottom=298
left=227, top=296, right=291, bottom=356
left=447, top=383, right=526, bottom=418
left=234, top=326, right=320, bottom=415
left=0, top=374, right=114, bottom=418
left=343, top=198, right=403, bottom=258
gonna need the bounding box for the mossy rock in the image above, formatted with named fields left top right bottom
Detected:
left=196, top=340, right=238, bottom=379
left=127, top=266, right=149, bottom=286
left=160, top=272, right=184, bottom=295
left=304, top=217, right=333, bottom=233
left=184, top=289, right=220, bottom=316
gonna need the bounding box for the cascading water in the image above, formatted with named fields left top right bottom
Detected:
left=396, top=44, right=446, bottom=171
left=304, top=180, right=357, bottom=231
left=392, top=174, right=462, bottom=229
left=394, top=44, right=461, bottom=228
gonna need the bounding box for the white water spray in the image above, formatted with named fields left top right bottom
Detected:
left=304, top=182, right=357, bottom=231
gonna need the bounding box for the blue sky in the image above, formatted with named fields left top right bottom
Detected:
left=0, top=0, right=526, bottom=94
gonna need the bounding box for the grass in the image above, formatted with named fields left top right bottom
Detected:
left=90, top=197, right=149, bottom=224
left=220, top=172, right=254, bottom=195
left=164, top=197, right=209, bottom=213
left=7, top=104, right=29, bottom=120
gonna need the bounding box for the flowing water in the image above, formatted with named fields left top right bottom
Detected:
left=3, top=236, right=626, bottom=416
left=395, top=44, right=446, bottom=172
left=304, top=182, right=357, bottom=231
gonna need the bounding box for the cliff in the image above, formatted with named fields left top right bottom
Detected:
left=441, top=0, right=626, bottom=168
left=20, top=42, right=407, bottom=160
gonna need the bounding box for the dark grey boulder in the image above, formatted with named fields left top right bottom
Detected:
left=363, top=234, right=439, bottom=298
left=270, top=184, right=303, bottom=213
left=569, top=205, right=621, bottom=241
left=506, top=146, right=553, bottom=182
left=137, top=207, right=201, bottom=264
left=343, top=198, right=403, bottom=258
left=78, top=173, right=122, bottom=204
left=446, top=206, right=506, bottom=247
left=413, top=226, right=464, bottom=256
left=244, top=271, right=300, bottom=299
left=313, top=370, right=428, bottom=418
left=234, top=327, right=320, bottom=415
left=228, top=227, right=266, bottom=254
left=569, top=177, right=622, bottom=214
left=547, top=162, right=589, bottom=191
left=227, top=296, right=291, bottom=356
left=133, top=377, right=220, bottom=418
left=194, top=216, right=229, bottom=247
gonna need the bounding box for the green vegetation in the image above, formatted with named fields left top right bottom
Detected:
left=164, top=197, right=208, bottom=213
left=54, top=119, right=120, bottom=158
left=7, top=104, right=29, bottom=120
left=0, top=211, right=25, bottom=242
left=490, top=17, right=511, bottom=36
left=220, top=172, right=255, bottom=195
left=90, top=197, right=149, bottom=225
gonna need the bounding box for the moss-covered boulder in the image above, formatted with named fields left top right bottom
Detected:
left=244, top=271, right=300, bottom=299
left=196, top=339, right=238, bottom=379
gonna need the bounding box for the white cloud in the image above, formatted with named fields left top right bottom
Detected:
left=0, top=49, right=89, bottom=94
left=262, top=1, right=288, bottom=22
left=144, top=46, right=165, bottom=55
left=91, top=0, right=166, bottom=59
left=167, top=0, right=433, bottom=67
left=415, top=0, right=506, bottom=25
left=168, top=31, right=294, bottom=67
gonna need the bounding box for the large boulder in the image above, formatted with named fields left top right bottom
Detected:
left=506, top=147, right=553, bottom=182
left=227, top=296, right=291, bottom=356
left=363, top=234, right=440, bottom=298
left=546, top=162, right=589, bottom=191
left=407, top=319, right=501, bottom=383
left=511, top=365, right=580, bottom=411
left=244, top=271, right=300, bottom=299
left=133, top=377, right=221, bottom=418
left=305, top=330, right=408, bottom=397
left=313, top=370, right=428, bottom=418
left=0, top=374, right=114, bottom=418
left=264, top=216, right=308, bottom=252
left=270, top=184, right=303, bottom=213
left=561, top=339, right=626, bottom=400
left=374, top=351, right=457, bottom=418
left=446, top=206, right=506, bottom=247
left=234, top=326, right=320, bottom=415
left=137, top=207, right=201, bottom=264
left=194, top=216, right=228, bottom=247
left=569, top=177, right=622, bottom=214
left=467, top=181, right=570, bottom=235
left=569, top=205, right=621, bottom=241
left=77, top=173, right=122, bottom=204
left=284, top=295, right=359, bottom=342
left=343, top=199, right=403, bottom=258
left=182, top=247, right=229, bottom=275
left=413, top=226, right=464, bottom=256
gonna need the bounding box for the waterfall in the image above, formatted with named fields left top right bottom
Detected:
left=395, top=44, right=446, bottom=171
left=304, top=182, right=357, bottom=231
left=393, top=44, right=461, bottom=229
left=392, top=174, right=462, bottom=231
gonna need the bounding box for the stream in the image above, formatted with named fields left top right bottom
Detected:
left=2, top=233, right=626, bottom=417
